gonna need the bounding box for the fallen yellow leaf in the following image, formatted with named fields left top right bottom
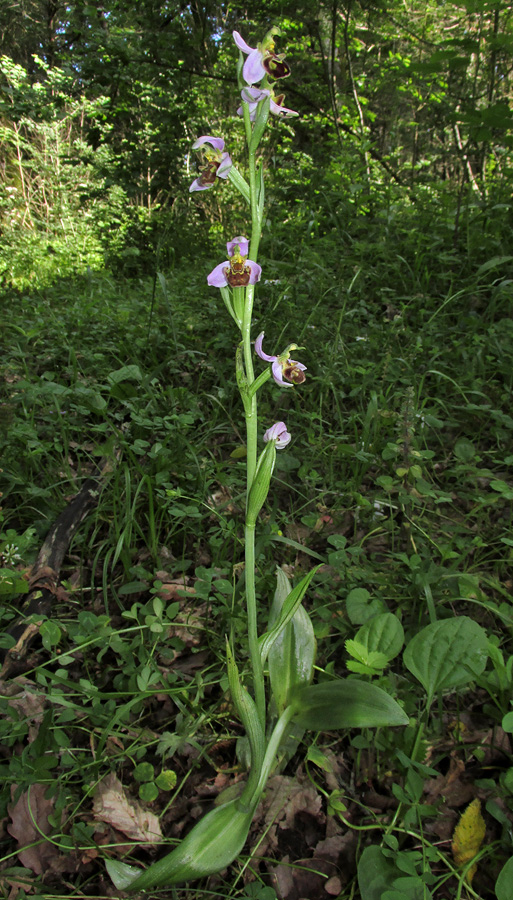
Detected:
left=451, top=798, right=486, bottom=884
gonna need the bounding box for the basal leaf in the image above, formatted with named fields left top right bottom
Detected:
left=106, top=798, right=256, bottom=890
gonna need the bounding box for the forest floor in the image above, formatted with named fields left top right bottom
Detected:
left=1, top=215, right=513, bottom=899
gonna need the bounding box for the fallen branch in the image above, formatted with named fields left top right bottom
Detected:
left=0, top=458, right=113, bottom=677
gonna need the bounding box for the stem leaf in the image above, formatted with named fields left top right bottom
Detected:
left=259, top=566, right=320, bottom=665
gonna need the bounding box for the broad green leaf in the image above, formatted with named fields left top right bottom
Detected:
left=268, top=569, right=316, bottom=714
left=495, top=856, right=513, bottom=900
left=384, top=879, right=432, bottom=900
left=403, top=617, right=488, bottom=704
left=306, top=745, right=333, bottom=772
left=139, top=782, right=159, bottom=802
left=0, top=568, right=29, bottom=598
left=40, top=620, right=62, bottom=650
left=290, top=679, right=408, bottom=730
left=358, top=847, right=430, bottom=900
left=454, top=439, right=475, bottom=461
left=502, top=712, right=513, bottom=733
left=358, top=845, right=399, bottom=900
left=155, top=769, right=177, bottom=791
left=356, top=613, right=404, bottom=661
left=133, top=762, right=154, bottom=782
left=259, top=567, right=320, bottom=664
left=107, top=364, right=142, bottom=384
left=346, top=588, right=386, bottom=624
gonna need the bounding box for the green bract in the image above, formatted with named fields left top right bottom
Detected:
left=245, top=439, right=276, bottom=527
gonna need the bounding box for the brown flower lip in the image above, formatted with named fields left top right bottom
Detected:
left=224, top=264, right=251, bottom=287
left=283, top=363, right=306, bottom=384
left=198, top=161, right=219, bottom=186
left=264, top=55, right=291, bottom=79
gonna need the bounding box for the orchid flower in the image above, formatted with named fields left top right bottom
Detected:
left=255, top=332, right=306, bottom=388
left=263, top=421, right=291, bottom=449
left=189, top=136, right=232, bottom=192
left=238, top=87, right=298, bottom=120
left=233, top=29, right=291, bottom=85
left=208, top=237, right=262, bottom=288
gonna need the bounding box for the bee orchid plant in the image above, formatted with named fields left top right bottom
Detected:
left=107, top=28, right=407, bottom=892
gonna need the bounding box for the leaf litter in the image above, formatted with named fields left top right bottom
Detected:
left=92, top=772, right=162, bottom=846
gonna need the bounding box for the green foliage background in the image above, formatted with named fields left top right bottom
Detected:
left=1, top=0, right=512, bottom=288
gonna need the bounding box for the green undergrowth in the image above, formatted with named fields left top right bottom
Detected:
left=1, top=199, right=513, bottom=899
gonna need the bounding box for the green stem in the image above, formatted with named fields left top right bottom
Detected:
left=251, top=706, right=296, bottom=801
left=245, top=522, right=265, bottom=726
left=239, top=98, right=266, bottom=729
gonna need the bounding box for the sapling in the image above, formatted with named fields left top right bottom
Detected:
left=106, top=27, right=408, bottom=892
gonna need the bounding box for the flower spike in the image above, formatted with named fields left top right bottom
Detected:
left=255, top=332, right=306, bottom=388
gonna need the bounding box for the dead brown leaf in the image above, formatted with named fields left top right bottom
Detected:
left=424, top=756, right=474, bottom=807
left=270, top=856, right=334, bottom=900
left=0, top=678, right=45, bottom=743
left=0, top=875, right=35, bottom=900
left=324, top=875, right=343, bottom=895
left=7, top=784, right=75, bottom=875
left=93, top=772, right=162, bottom=844
left=251, top=774, right=325, bottom=865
